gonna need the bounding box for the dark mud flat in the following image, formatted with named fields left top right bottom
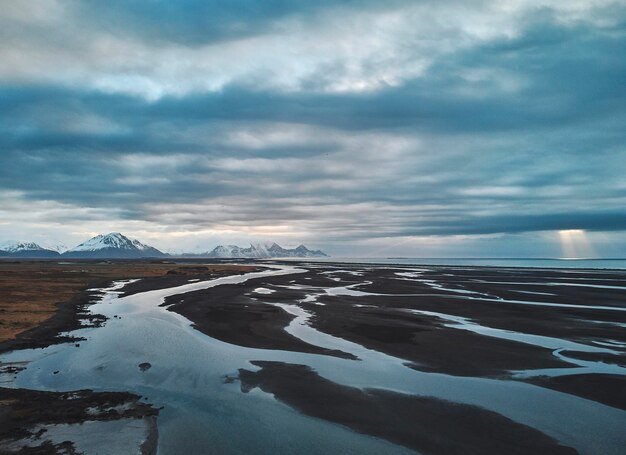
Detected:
left=238, top=361, right=578, bottom=455
left=162, top=279, right=356, bottom=359
left=304, top=295, right=572, bottom=376
left=164, top=262, right=626, bottom=411
left=119, top=265, right=263, bottom=297
left=529, top=374, right=626, bottom=411
left=0, top=387, right=159, bottom=454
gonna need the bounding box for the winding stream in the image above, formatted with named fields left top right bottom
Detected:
left=1, top=264, right=625, bottom=454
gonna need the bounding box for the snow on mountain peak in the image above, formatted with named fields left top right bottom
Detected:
left=0, top=240, right=62, bottom=257
left=0, top=240, right=45, bottom=253
left=38, top=241, right=68, bottom=253
left=70, top=232, right=149, bottom=252
left=63, top=233, right=165, bottom=258
left=200, top=242, right=327, bottom=258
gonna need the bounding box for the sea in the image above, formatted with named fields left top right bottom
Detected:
left=283, top=257, right=626, bottom=269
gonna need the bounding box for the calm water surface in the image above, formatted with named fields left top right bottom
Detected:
left=284, top=257, right=626, bottom=269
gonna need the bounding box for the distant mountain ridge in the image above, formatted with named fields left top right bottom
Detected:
left=0, top=241, right=60, bottom=258
left=187, top=242, right=327, bottom=258
left=63, top=233, right=166, bottom=258
left=1, top=234, right=327, bottom=259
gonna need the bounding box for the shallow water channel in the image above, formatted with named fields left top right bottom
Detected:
left=1, top=264, right=625, bottom=454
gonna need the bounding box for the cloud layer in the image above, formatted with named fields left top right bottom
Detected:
left=1, top=0, right=625, bottom=256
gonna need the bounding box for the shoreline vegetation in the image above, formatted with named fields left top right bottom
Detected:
left=0, top=259, right=625, bottom=454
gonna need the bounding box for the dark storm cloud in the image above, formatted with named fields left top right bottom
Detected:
left=75, top=0, right=396, bottom=46
left=3, top=16, right=624, bottom=142
left=392, top=211, right=626, bottom=237
left=0, top=0, right=625, bottom=251
left=2, top=10, right=624, bottom=132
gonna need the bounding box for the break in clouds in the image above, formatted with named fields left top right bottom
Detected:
left=0, top=0, right=625, bottom=256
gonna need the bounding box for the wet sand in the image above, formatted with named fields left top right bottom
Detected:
left=162, top=280, right=357, bottom=359
left=529, top=374, right=626, bottom=411
left=162, top=262, right=626, bottom=410
left=0, top=387, right=159, bottom=454
left=239, top=361, right=577, bottom=455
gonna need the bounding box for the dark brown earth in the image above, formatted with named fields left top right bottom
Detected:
left=238, top=361, right=578, bottom=455
left=0, top=387, right=159, bottom=455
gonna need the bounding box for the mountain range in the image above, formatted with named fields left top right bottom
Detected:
left=62, top=233, right=167, bottom=258
left=0, top=241, right=61, bottom=258
left=186, top=242, right=327, bottom=259
left=0, top=233, right=327, bottom=259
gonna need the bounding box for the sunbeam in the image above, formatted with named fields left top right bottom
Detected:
left=558, top=229, right=597, bottom=259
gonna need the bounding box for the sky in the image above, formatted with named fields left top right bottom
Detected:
left=0, top=0, right=625, bottom=257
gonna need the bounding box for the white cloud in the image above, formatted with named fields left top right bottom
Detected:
left=1, top=1, right=620, bottom=99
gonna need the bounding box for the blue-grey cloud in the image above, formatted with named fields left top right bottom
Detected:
left=76, top=0, right=397, bottom=45
left=0, top=0, right=624, bottom=255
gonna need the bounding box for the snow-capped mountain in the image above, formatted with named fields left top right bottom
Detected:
left=40, top=242, right=69, bottom=254
left=63, top=233, right=166, bottom=258
left=187, top=242, right=327, bottom=258
left=0, top=241, right=61, bottom=258
left=1, top=235, right=323, bottom=259
left=204, top=245, right=248, bottom=258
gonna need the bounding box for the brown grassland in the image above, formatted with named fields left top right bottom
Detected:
left=0, top=260, right=255, bottom=344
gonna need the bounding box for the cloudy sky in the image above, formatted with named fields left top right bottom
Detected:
left=1, top=0, right=625, bottom=257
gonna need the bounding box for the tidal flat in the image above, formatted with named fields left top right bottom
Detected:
left=0, top=260, right=625, bottom=454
